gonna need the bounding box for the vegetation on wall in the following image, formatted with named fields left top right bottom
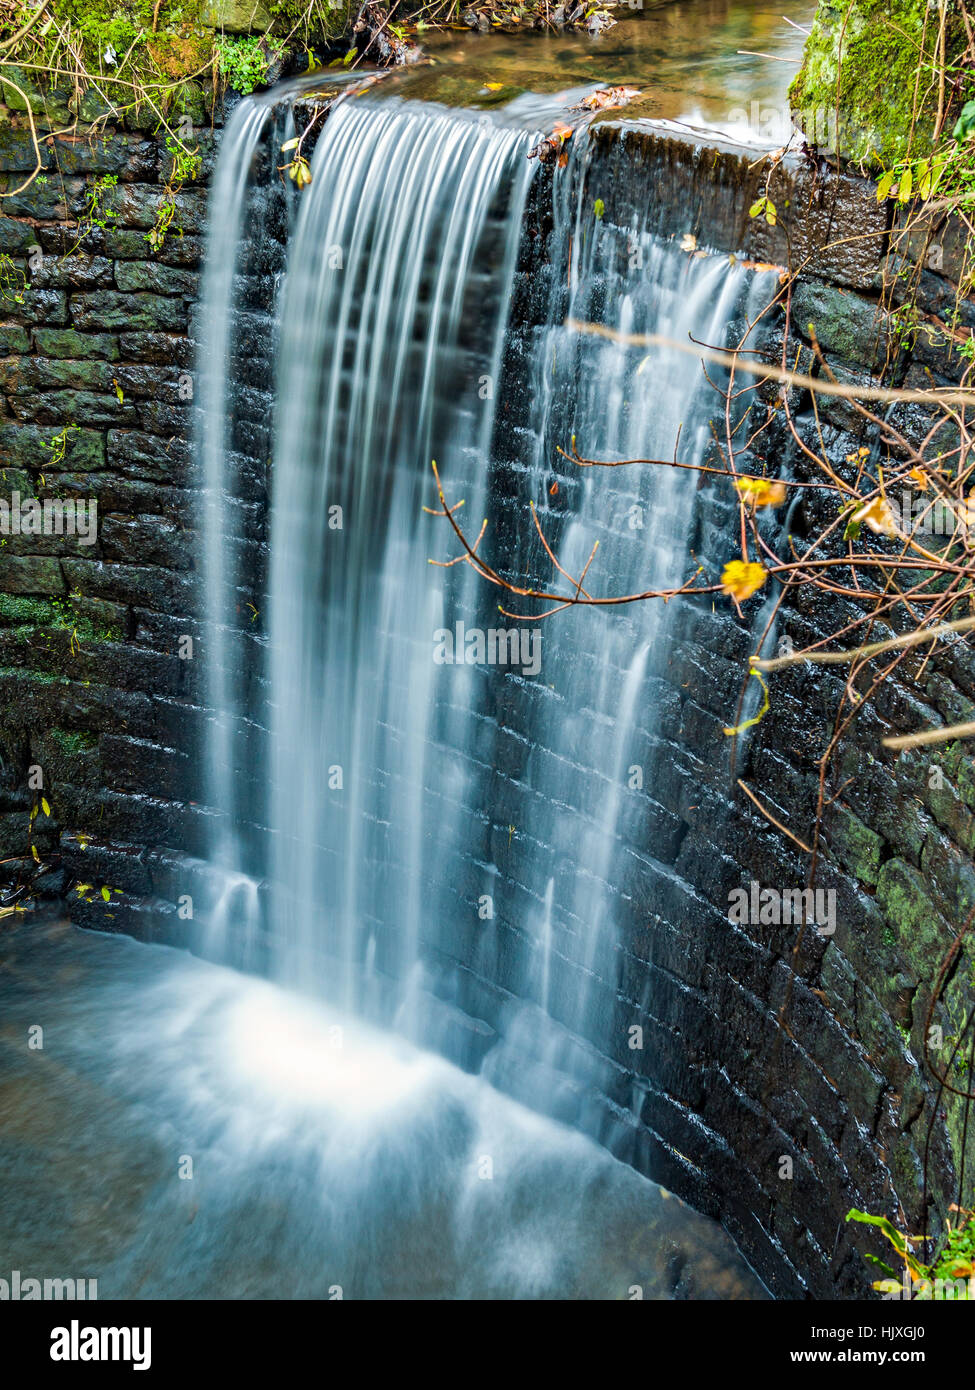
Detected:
left=0, top=0, right=359, bottom=181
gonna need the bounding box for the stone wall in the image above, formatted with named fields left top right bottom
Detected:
left=581, top=124, right=975, bottom=1297
left=0, top=101, right=222, bottom=932
left=2, top=95, right=974, bottom=1302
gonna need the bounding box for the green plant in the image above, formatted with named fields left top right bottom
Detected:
left=847, top=1207, right=975, bottom=1298
left=748, top=194, right=777, bottom=226
left=214, top=33, right=284, bottom=95
left=0, top=253, right=27, bottom=304
left=146, top=133, right=201, bottom=252
left=48, top=594, right=121, bottom=648
left=40, top=424, right=78, bottom=471
left=67, top=173, right=118, bottom=257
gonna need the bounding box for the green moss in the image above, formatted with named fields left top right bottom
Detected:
left=46, top=596, right=122, bottom=645
left=0, top=664, right=65, bottom=685
left=49, top=727, right=97, bottom=753
left=875, top=857, right=952, bottom=980
left=829, top=801, right=884, bottom=886
left=791, top=0, right=966, bottom=165
left=54, top=0, right=207, bottom=59
left=0, top=595, right=53, bottom=625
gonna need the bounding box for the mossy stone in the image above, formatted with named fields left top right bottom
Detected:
left=875, top=857, right=953, bottom=982
left=200, top=0, right=274, bottom=32
left=791, top=0, right=966, bottom=165
left=828, top=801, right=883, bottom=886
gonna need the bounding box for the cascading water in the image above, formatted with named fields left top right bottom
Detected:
left=201, top=89, right=776, bottom=1119
left=476, top=163, right=776, bottom=1110
left=266, top=100, right=536, bottom=1009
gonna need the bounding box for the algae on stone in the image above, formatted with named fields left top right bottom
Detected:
left=791, top=0, right=966, bottom=165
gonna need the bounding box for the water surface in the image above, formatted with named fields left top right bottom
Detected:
left=0, top=921, right=766, bottom=1300
left=403, top=0, right=817, bottom=140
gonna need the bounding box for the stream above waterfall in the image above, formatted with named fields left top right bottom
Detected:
left=341, top=0, right=817, bottom=142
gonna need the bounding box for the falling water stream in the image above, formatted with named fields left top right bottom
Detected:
left=0, top=24, right=791, bottom=1297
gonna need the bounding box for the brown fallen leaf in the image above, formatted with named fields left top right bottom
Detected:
left=571, top=85, right=641, bottom=113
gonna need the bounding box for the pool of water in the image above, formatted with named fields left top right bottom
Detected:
left=394, top=0, right=817, bottom=141
left=0, top=920, right=766, bottom=1299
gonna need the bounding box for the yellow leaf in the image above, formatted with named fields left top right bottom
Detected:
left=851, top=496, right=899, bottom=537
left=734, top=475, right=787, bottom=509
left=289, top=158, right=312, bottom=189
left=680, top=232, right=697, bottom=252
left=908, top=467, right=929, bottom=491
left=953, top=493, right=975, bottom=530
left=40, top=797, right=50, bottom=817
left=720, top=560, right=767, bottom=604
left=723, top=668, right=770, bottom=736
left=484, top=82, right=503, bottom=91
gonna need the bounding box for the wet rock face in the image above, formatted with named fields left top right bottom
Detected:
left=577, top=128, right=975, bottom=1298
left=0, top=109, right=279, bottom=923
left=1, top=109, right=973, bottom=1301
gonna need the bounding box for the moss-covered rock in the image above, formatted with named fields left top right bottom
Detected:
left=827, top=801, right=884, bottom=885
left=201, top=0, right=275, bottom=32
left=875, top=857, right=954, bottom=983
left=791, top=0, right=965, bottom=166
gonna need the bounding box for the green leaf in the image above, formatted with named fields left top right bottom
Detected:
left=748, top=197, right=766, bottom=219
left=953, top=99, right=975, bottom=141
left=593, top=198, right=605, bottom=220
left=930, top=153, right=949, bottom=196
left=101, top=885, right=110, bottom=902
left=845, top=1209, right=909, bottom=1258
left=897, top=165, right=913, bottom=203
left=876, top=170, right=896, bottom=202
left=280, top=136, right=301, bottom=152
left=40, top=797, right=50, bottom=818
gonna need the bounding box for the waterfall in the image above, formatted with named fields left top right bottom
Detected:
left=264, top=99, right=536, bottom=1010
left=477, top=165, right=774, bottom=1111
left=201, top=91, right=775, bottom=1124
left=198, top=95, right=276, bottom=966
